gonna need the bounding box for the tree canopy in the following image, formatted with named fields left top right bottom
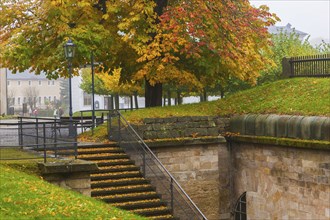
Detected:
left=1, top=0, right=278, bottom=105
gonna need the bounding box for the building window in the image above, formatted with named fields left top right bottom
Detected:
left=83, top=92, right=92, bottom=106
left=39, top=97, right=41, bottom=104
left=49, top=96, right=51, bottom=102
left=54, top=96, right=56, bottom=102
left=29, top=81, right=32, bottom=86
left=23, top=97, right=26, bottom=103
left=39, top=81, right=42, bottom=85
left=7, top=81, right=10, bottom=86
left=12, top=98, right=15, bottom=105
left=18, top=81, right=21, bottom=85
left=44, top=97, right=47, bottom=103
left=234, top=192, right=247, bottom=220
left=18, top=97, right=21, bottom=105
left=52, top=80, right=55, bottom=85
left=48, top=81, right=50, bottom=85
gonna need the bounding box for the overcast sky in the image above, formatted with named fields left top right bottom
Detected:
left=249, top=0, right=330, bottom=42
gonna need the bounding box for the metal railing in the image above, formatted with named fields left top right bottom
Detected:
left=0, top=117, right=78, bottom=162
left=282, top=54, right=330, bottom=78
left=107, top=110, right=207, bottom=220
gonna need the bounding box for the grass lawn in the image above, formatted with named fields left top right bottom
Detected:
left=0, top=165, right=147, bottom=220
left=122, top=78, right=330, bottom=124
left=0, top=149, right=146, bottom=220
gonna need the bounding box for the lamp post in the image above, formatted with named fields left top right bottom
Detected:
left=63, top=39, right=76, bottom=137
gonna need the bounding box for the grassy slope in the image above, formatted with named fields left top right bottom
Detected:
left=123, top=78, right=330, bottom=124
left=0, top=163, right=146, bottom=220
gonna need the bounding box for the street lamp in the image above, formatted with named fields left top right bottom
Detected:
left=63, top=39, right=76, bottom=136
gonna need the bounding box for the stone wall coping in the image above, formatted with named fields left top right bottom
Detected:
left=38, top=159, right=98, bottom=174
left=229, top=135, right=330, bottom=151
left=145, top=136, right=226, bottom=148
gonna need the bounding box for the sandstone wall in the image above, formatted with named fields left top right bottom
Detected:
left=132, top=116, right=229, bottom=139
left=149, top=138, right=225, bottom=220
left=231, top=142, right=330, bottom=220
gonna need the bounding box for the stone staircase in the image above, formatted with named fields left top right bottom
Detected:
left=77, top=144, right=175, bottom=220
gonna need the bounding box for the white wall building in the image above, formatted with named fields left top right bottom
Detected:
left=6, top=69, right=62, bottom=113
left=0, top=68, right=7, bottom=115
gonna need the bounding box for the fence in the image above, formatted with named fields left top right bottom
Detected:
left=107, top=110, right=207, bottom=220
left=0, top=117, right=78, bottom=162
left=282, top=54, right=330, bottom=78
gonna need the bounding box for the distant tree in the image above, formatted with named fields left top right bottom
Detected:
left=24, top=86, right=39, bottom=110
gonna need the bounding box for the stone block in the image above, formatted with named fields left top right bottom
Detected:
left=255, top=114, right=270, bottom=136
left=309, top=117, right=327, bottom=140
left=207, top=127, right=219, bottom=136
left=230, top=115, right=248, bottom=134
left=276, top=115, right=292, bottom=138
left=65, top=177, right=91, bottom=189
left=163, top=117, right=178, bottom=123
left=143, top=118, right=156, bottom=124
left=177, top=116, right=192, bottom=122
left=321, top=118, right=330, bottom=141
left=287, top=116, right=304, bottom=139
left=245, top=114, right=258, bottom=135
left=265, top=114, right=280, bottom=137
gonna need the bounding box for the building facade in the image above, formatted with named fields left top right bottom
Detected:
left=0, top=68, right=7, bottom=115
left=6, top=69, right=62, bottom=113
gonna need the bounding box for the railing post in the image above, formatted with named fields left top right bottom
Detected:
left=36, top=118, right=39, bottom=149
left=18, top=117, right=23, bottom=147
left=74, top=122, right=78, bottom=159
left=118, top=112, right=121, bottom=143
left=80, top=111, right=84, bottom=134
left=142, top=149, right=146, bottom=177
left=54, top=119, right=57, bottom=158
left=289, top=58, right=294, bottom=77
left=43, top=123, right=47, bottom=163
left=170, top=178, right=174, bottom=215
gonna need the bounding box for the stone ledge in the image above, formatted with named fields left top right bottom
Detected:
left=145, top=136, right=226, bottom=148
left=38, top=159, right=98, bottom=174
left=228, top=135, right=330, bottom=151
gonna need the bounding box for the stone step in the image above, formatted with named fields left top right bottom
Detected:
left=91, top=171, right=142, bottom=180
left=93, top=165, right=140, bottom=173
left=92, top=184, right=155, bottom=196
left=78, top=147, right=124, bottom=155
left=92, top=177, right=149, bottom=188
left=95, top=191, right=159, bottom=203
left=78, top=153, right=129, bottom=160
left=132, top=206, right=172, bottom=217
left=112, top=199, right=167, bottom=211
left=149, top=215, right=177, bottom=220
left=92, top=159, right=135, bottom=166
left=78, top=143, right=118, bottom=149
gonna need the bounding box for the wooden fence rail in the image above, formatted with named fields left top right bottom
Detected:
left=282, top=54, right=330, bottom=78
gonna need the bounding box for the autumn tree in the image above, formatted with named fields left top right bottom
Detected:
left=1, top=0, right=278, bottom=107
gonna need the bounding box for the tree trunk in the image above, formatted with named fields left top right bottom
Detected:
left=130, top=95, right=133, bottom=110
left=145, top=80, right=162, bottom=107
left=177, top=90, right=182, bottom=105
left=167, top=89, right=171, bottom=106
left=144, top=0, right=168, bottom=108
left=109, top=96, right=114, bottom=110
left=114, top=93, right=120, bottom=110
left=203, top=89, right=208, bottom=102
left=134, top=92, right=139, bottom=109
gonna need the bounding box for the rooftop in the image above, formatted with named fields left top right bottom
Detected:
left=6, top=69, right=48, bottom=80
left=268, top=23, right=308, bottom=38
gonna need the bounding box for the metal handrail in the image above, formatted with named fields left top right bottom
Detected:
left=1, top=117, right=78, bottom=162
left=110, top=110, right=208, bottom=220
